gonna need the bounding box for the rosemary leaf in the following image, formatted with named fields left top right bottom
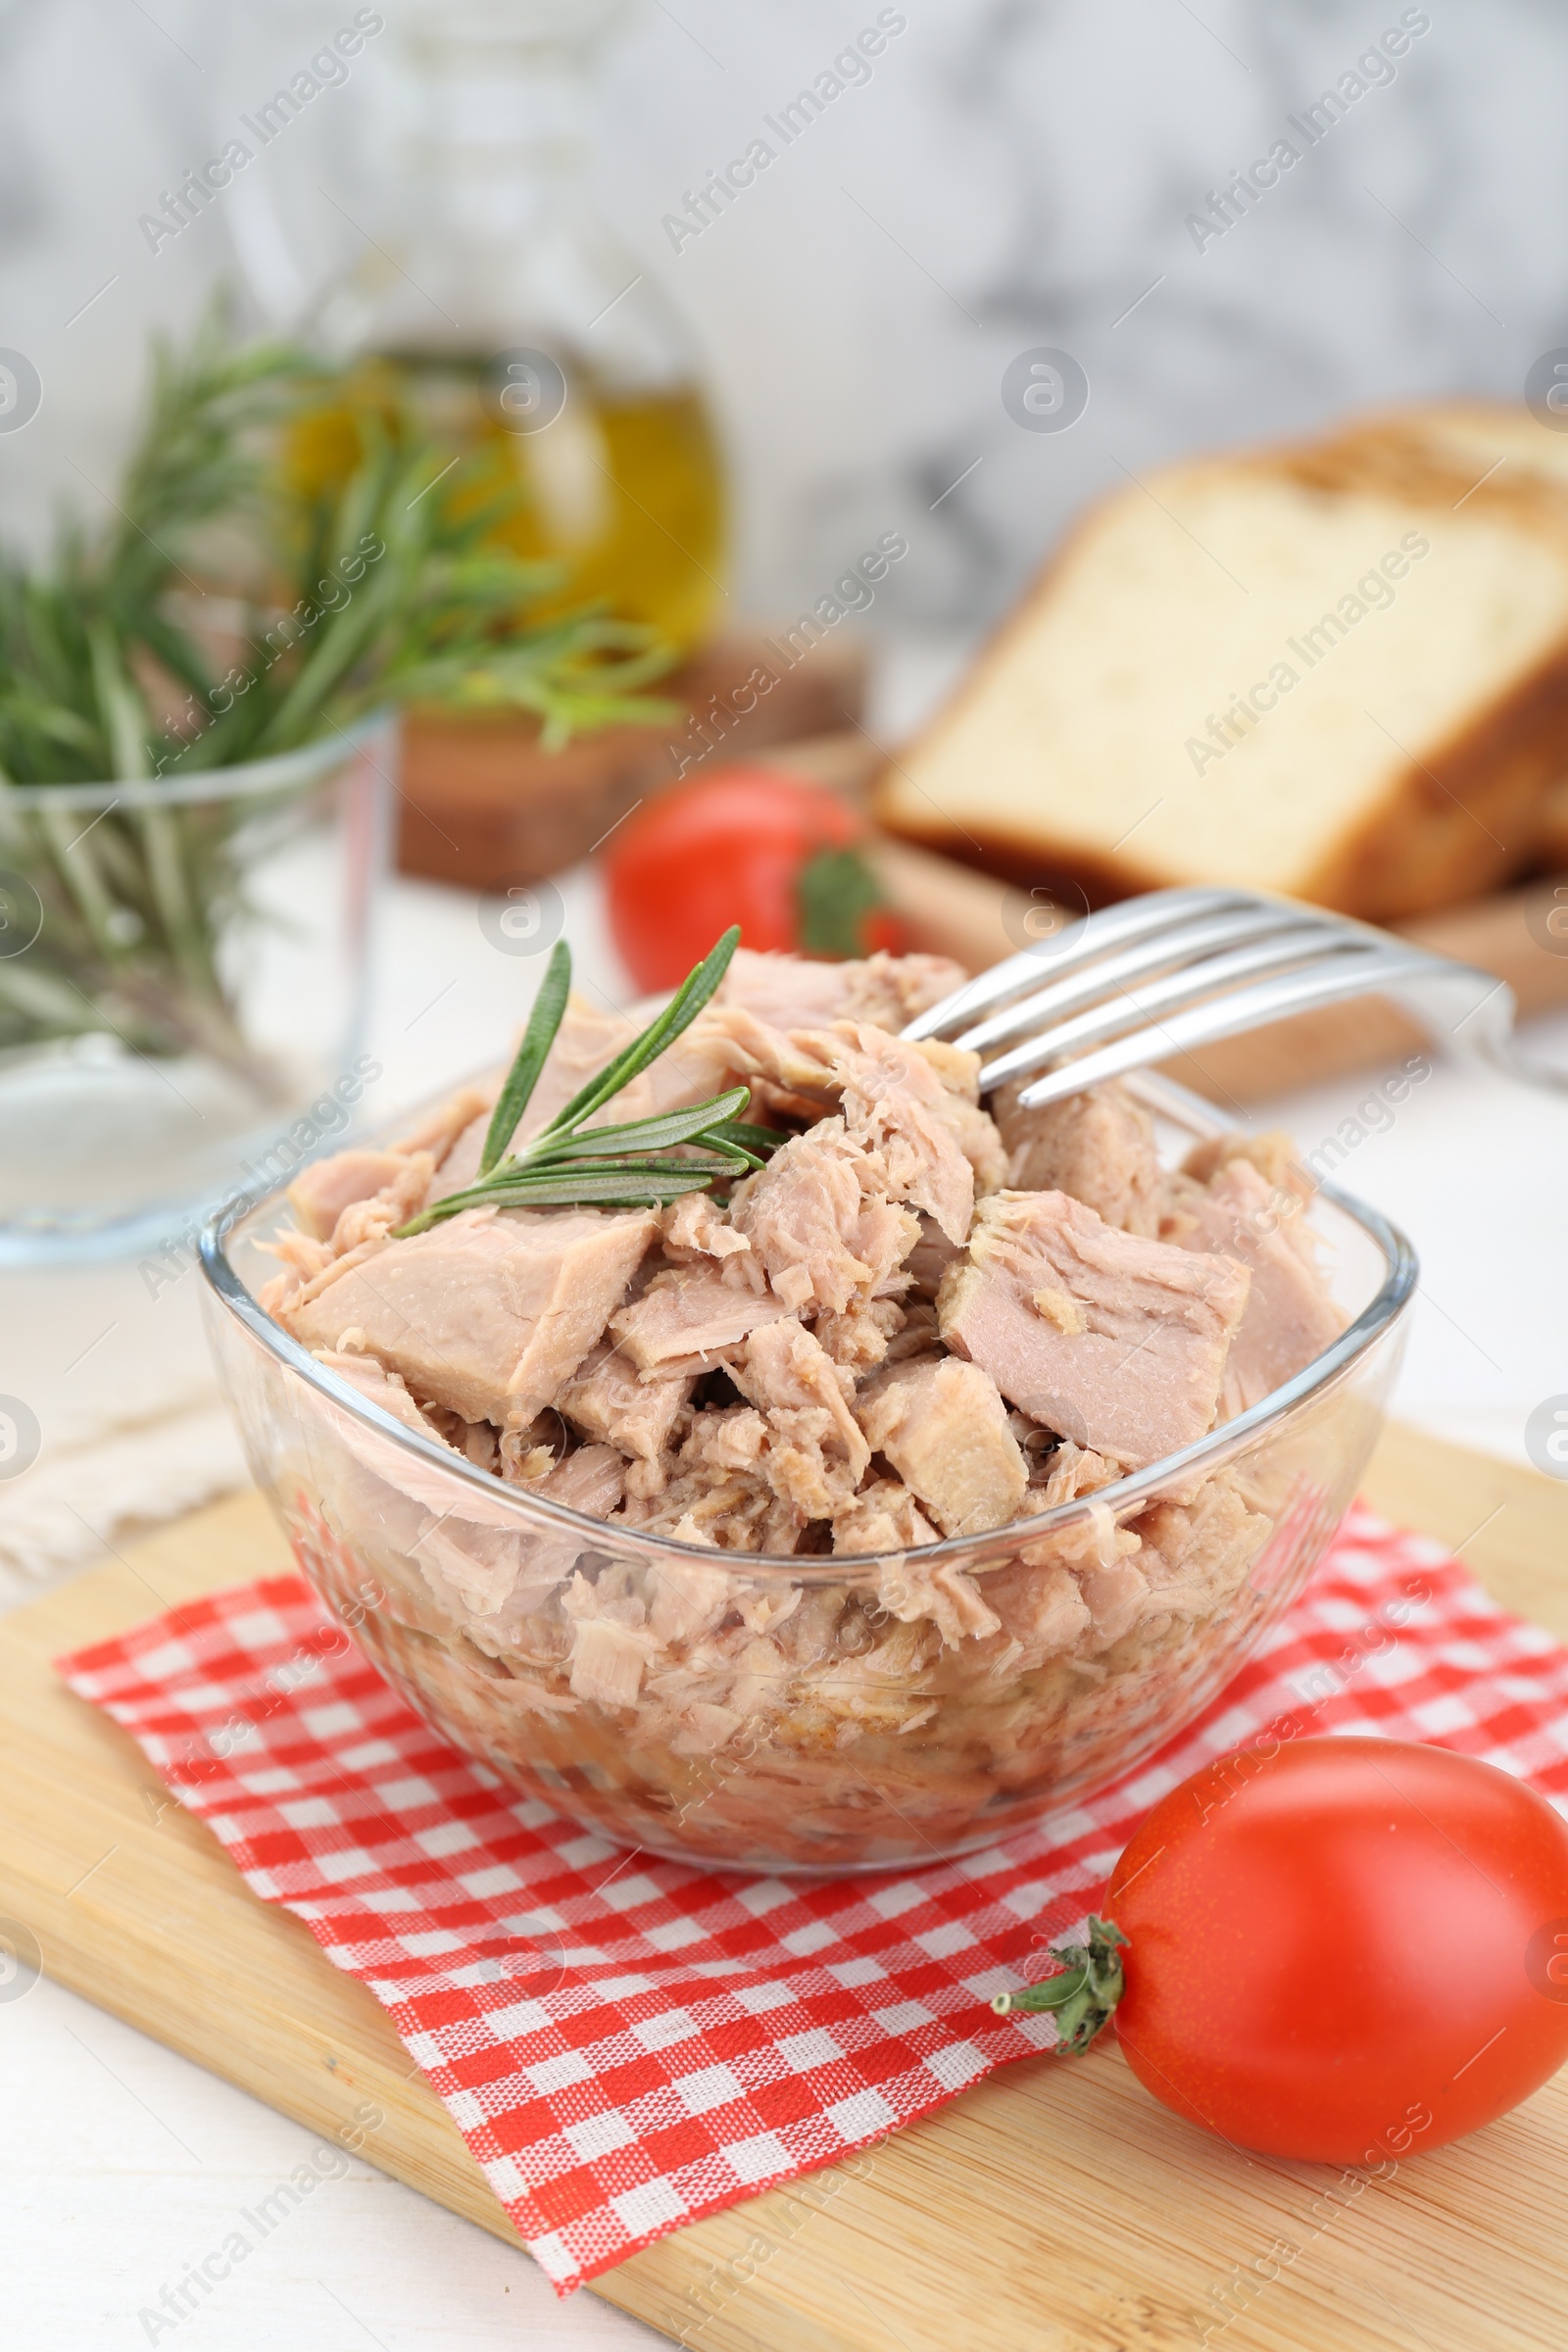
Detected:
left=479, top=938, right=572, bottom=1175
left=701, top=1117, right=789, bottom=1161
left=399, top=1161, right=733, bottom=1230
left=459, top=1152, right=748, bottom=1200
left=522, top=1086, right=753, bottom=1165
left=470, top=1173, right=723, bottom=1210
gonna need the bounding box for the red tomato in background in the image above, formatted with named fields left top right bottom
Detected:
left=604, top=767, right=904, bottom=993
left=1106, top=1738, right=1568, bottom=2162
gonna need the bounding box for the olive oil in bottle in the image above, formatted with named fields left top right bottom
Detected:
left=295, top=0, right=725, bottom=656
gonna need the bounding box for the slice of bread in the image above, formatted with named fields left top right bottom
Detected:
left=876, top=438, right=1568, bottom=918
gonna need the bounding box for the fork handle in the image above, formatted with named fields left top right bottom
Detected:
left=1474, top=1032, right=1568, bottom=1096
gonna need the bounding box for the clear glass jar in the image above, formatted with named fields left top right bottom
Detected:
left=0, top=720, right=389, bottom=1264
left=201, top=1074, right=1416, bottom=1876
left=288, top=0, right=726, bottom=656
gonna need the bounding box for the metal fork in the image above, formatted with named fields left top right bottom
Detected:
left=901, top=884, right=1544, bottom=1108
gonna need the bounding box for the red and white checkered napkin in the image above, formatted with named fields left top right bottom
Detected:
left=57, top=1506, right=1568, bottom=2292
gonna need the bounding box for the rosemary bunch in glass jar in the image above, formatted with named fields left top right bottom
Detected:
left=0, top=306, right=674, bottom=1072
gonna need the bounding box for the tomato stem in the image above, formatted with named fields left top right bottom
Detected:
left=990, top=1915, right=1128, bottom=2052
left=795, top=844, right=888, bottom=958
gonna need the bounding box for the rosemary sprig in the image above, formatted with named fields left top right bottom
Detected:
left=533, top=927, right=743, bottom=1143
left=396, top=926, right=773, bottom=1232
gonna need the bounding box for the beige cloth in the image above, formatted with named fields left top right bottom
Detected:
left=0, top=1258, right=251, bottom=1604
left=0, top=1397, right=248, bottom=1594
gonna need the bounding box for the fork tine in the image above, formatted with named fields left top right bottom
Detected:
left=978, top=929, right=1374, bottom=1091
left=953, top=904, right=1321, bottom=1055
left=901, top=945, right=1066, bottom=1047
left=899, top=885, right=1266, bottom=1041
left=1009, top=943, right=1460, bottom=1106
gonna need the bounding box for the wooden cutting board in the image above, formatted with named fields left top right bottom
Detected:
left=4, top=1425, right=1567, bottom=2352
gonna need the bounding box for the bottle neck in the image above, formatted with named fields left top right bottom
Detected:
left=419, top=54, right=591, bottom=164
left=321, top=2, right=688, bottom=369
left=399, top=11, right=606, bottom=231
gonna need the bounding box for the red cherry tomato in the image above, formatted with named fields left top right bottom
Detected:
left=1102, top=1738, right=1568, bottom=2162
left=604, top=766, right=903, bottom=993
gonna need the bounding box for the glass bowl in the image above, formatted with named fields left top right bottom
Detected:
left=0, top=718, right=390, bottom=1266
left=200, top=1071, right=1416, bottom=1876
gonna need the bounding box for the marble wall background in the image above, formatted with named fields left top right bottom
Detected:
left=2, top=0, right=1566, bottom=643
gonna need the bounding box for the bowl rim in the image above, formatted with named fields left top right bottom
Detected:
left=199, top=1074, right=1419, bottom=1576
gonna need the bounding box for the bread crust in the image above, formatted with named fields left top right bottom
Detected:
left=877, top=424, right=1568, bottom=919
left=1297, top=639, right=1568, bottom=914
